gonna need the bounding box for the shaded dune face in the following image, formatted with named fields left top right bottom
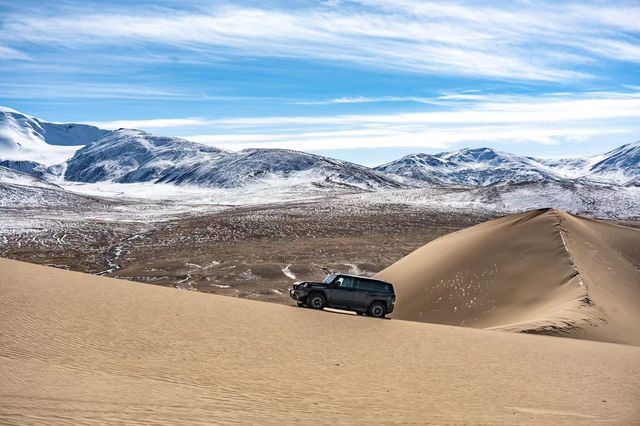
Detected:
left=375, top=208, right=640, bottom=345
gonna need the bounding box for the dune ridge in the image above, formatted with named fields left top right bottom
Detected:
left=375, top=208, right=640, bottom=345
left=488, top=209, right=605, bottom=335
left=1, top=257, right=640, bottom=424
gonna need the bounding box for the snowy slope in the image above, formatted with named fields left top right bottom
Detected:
left=0, top=165, right=61, bottom=190
left=0, top=159, right=64, bottom=180
left=376, top=148, right=559, bottom=186
left=0, top=107, right=109, bottom=165
left=158, top=148, right=405, bottom=190
left=65, top=129, right=227, bottom=184
left=65, top=130, right=405, bottom=190
left=350, top=180, right=640, bottom=220
left=0, top=166, right=87, bottom=208
left=588, top=141, right=640, bottom=185
left=377, top=145, right=639, bottom=187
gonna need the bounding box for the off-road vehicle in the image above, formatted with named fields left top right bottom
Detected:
left=289, top=273, right=395, bottom=318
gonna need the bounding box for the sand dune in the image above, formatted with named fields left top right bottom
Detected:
left=1, top=257, right=640, bottom=424
left=375, top=208, right=640, bottom=345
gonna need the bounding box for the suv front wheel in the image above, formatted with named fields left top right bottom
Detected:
left=307, top=293, right=326, bottom=310
left=368, top=301, right=387, bottom=318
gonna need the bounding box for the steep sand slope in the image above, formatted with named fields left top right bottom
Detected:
left=1, top=258, right=640, bottom=425
left=374, top=209, right=640, bottom=345
left=558, top=212, right=640, bottom=345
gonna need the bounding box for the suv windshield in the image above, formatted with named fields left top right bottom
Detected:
left=322, top=274, right=336, bottom=284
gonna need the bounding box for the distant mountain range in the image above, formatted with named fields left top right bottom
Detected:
left=0, top=107, right=638, bottom=191
left=65, top=129, right=404, bottom=190
left=375, top=145, right=640, bottom=187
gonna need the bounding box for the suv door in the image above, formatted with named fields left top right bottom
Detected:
left=328, top=276, right=356, bottom=308
left=353, top=279, right=385, bottom=310
left=352, top=279, right=370, bottom=309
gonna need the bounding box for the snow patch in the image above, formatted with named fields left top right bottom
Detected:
left=282, top=264, right=297, bottom=280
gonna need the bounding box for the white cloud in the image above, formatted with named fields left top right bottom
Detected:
left=0, top=45, right=31, bottom=61
left=176, top=91, right=640, bottom=129
left=0, top=82, right=190, bottom=100
left=191, top=127, right=628, bottom=152
left=87, top=117, right=209, bottom=130
left=295, top=96, right=442, bottom=105
left=150, top=90, right=640, bottom=151
left=3, top=1, right=639, bottom=82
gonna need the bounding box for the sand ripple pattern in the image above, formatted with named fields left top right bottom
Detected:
left=1, top=257, right=640, bottom=424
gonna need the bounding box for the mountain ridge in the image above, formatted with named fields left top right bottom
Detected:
left=375, top=143, right=640, bottom=187
left=64, top=129, right=405, bottom=190
left=0, top=107, right=638, bottom=189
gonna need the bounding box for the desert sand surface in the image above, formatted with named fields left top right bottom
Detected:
left=1, top=257, right=640, bottom=425
left=375, top=208, right=640, bottom=345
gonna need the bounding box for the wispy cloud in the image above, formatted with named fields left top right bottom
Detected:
left=2, top=1, right=639, bottom=82
left=82, top=90, right=638, bottom=151
left=295, top=92, right=510, bottom=105
left=177, top=91, right=640, bottom=129
left=0, top=45, right=31, bottom=61
left=203, top=127, right=628, bottom=152
left=87, top=117, right=209, bottom=129
left=0, top=82, right=289, bottom=102
left=295, top=96, right=441, bottom=105
left=0, top=82, right=191, bottom=100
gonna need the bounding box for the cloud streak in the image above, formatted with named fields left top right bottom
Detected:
left=187, top=91, right=640, bottom=128
left=85, top=90, right=640, bottom=151
left=294, top=96, right=442, bottom=105
left=0, top=82, right=192, bottom=100
left=2, top=1, right=639, bottom=82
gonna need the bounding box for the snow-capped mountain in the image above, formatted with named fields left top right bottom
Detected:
left=65, top=129, right=227, bottom=184
left=1, top=107, right=637, bottom=190
left=65, top=129, right=405, bottom=190
left=156, top=148, right=405, bottom=189
left=375, top=148, right=559, bottom=186
left=377, top=144, right=639, bottom=187
left=588, top=142, right=640, bottom=185
left=0, top=107, right=109, bottom=165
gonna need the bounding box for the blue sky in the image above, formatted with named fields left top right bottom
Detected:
left=1, top=0, right=639, bottom=165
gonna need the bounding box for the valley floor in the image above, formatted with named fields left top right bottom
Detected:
left=0, top=191, right=494, bottom=304
left=2, top=185, right=639, bottom=306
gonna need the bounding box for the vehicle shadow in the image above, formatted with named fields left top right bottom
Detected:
left=289, top=305, right=391, bottom=320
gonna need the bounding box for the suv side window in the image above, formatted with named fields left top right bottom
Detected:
left=340, top=277, right=356, bottom=288
left=356, top=279, right=374, bottom=291
left=357, top=279, right=389, bottom=292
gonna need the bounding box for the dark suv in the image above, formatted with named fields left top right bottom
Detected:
left=289, top=273, right=395, bottom=318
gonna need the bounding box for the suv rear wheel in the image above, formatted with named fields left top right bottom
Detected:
left=368, top=301, right=387, bottom=318
left=307, top=293, right=326, bottom=310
